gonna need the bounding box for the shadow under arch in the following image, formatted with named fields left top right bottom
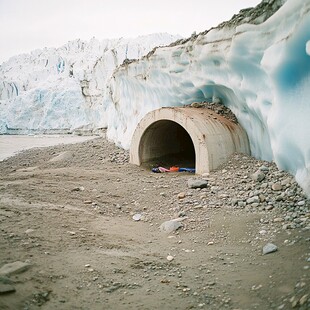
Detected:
left=139, top=119, right=196, bottom=168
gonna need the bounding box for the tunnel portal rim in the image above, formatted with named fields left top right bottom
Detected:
left=130, top=107, right=250, bottom=174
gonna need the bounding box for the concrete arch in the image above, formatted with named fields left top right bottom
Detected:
left=130, top=107, right=250, bottom=174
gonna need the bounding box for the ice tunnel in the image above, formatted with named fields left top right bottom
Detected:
left=130, top=107, right=250, bottom=174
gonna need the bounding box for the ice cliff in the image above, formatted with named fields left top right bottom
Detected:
left=1, top=0, right=310, bottom=195
left=105, top=0, right=310, bottom=194
left=0, top=33, right=181, bottom=134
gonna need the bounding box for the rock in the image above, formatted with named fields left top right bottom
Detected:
left=200, top=193, right=207, bottom=200
left=251, top=171, right=265, bottom=182
left=259, top=165, right=269, bottom=172
left=271, top=183, right=282, bottom=191
left=262, top=243, right=278, bottom=255
left=299, top=294, right=309, bottom=306
left=0, top=261, right=31, bottom=276
left=273, top=217, right=284, bottom=223
left=246, top=196, right=260, bottom=204
left=231, top=198, right=238, bottom=206
left=25, top=229, right=34, bottom=234
left=167, top=255, right=174, bottom=261
left=187, top=179, right=208, bottom=189
left=0, top=284, right=16, bottom=294
left=160, top=219, right=184, bottom=233
left=297, top=200, right=305, bottom=206
left=132, top=213, right=142, bottom=221
left=0, top=276, right=14, bottom=285
left=71, top=186, right=85, bottom=192
left=177, top=192, right=186, bottom=199
left=259, top=194, right=266, bottom=202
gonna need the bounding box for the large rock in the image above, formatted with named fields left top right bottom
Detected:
left=0, top=261, right=31, bottom=276
left=251, top=170, right=266, bottom=182
left=262, top=243, right=278, bottom=255
left=187, top=178, right=208, bottom=189
left=0, top=284, right=16, bottom=294
left=160, top=219, right=184, bottom=234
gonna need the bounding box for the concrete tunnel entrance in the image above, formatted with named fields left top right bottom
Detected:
left=130, top=107, right=250, bottom=174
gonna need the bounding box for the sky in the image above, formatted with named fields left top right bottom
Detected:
left=0, top=0, right=261, bottom=64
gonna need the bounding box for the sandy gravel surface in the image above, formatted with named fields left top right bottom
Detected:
left=0, top=135, right=309, bottom=310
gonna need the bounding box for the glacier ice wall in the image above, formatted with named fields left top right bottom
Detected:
left=0, top=33, right=181, bottom=134
left=105, top=0, right=310, bottom=194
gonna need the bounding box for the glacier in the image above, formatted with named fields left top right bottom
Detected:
left=1, top=0, right=310, bottom=195
left=0, top=33, right=181, bottom=134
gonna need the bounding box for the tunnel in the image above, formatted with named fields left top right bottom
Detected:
left=138, top=120, right=196, bottom=168
left=130, top=107, right=250, bottom=174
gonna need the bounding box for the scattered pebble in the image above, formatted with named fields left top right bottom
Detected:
left=263, top=243, right=278, bottom=255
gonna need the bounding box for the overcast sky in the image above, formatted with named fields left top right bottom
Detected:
left=0, top=0, right=261, bottom=64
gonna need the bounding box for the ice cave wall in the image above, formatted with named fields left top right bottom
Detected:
left=105, top=0, right=310, bottom=194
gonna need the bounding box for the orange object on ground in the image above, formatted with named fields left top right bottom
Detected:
left=169, top=166, right=180, bottom=172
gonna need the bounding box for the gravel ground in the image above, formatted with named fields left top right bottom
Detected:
left=0, top=135, right=309, bottom=310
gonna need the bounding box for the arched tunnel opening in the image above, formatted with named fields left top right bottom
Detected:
left=139, top=120, right=196, bottom=168
left=130, top=107, right=250, bottom=174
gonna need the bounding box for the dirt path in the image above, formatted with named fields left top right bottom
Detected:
left=0, top=136, right=309, bottom=309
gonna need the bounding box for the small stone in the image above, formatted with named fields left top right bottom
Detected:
left=71, top=186, right=85, bottom=192
left=272, top=183, right=282, bottom=191
left=282, top=224, right=292, bottom=230
left=247, top=196, right=260, bottom=204
left=266, top=205, right=274, bottom=211
left=187, top=178, right=208, bottom=189
left=200, top=193, right=207, bottom=200
left=273, top=217, right=284, bottom=223
left=259, top=194, right=266, bottom=202
left=251, top=171, right=265, bottom=182
left=167, top=255, right=174, bottom=261
left=297, top=200, right=305, bottom=206
left=259, top=165, right=269, bottom=172
left=207, top=241, right=214, bottom=245
left=177, top=192, right=186, bottom=199
left=25, top=229, right=34, bottom=234
left=132, top=214, right=142, bottom=221
left=299, top=294, right=308, bottom=306
left=263, top=243, right=278, bottom=255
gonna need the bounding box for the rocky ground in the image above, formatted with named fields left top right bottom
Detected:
left=0, top=134, right=309, bottom=310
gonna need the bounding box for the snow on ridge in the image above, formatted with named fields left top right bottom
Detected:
left=0, top=32, right=182, bottom=134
